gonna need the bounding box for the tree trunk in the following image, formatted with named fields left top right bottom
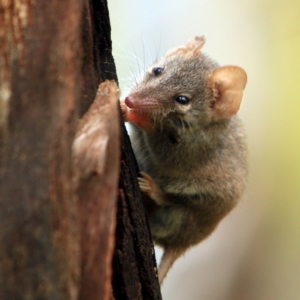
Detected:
left=0, top=0, right=161, bottom=299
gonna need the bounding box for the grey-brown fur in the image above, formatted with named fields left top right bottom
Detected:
left=122, top=36, right=248, bottom=284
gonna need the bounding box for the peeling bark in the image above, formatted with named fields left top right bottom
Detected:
left=73, top=81, right=120, bottom=300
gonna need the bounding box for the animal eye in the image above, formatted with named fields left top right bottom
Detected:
left=152, top=67, right=164, bottom=76
left=175, top=95, right=189, bottom=105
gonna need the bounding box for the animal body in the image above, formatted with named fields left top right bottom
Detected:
left=121, top=36, right=247, bottom=284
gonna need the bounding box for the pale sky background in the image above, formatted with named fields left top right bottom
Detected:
left=108, top=1, right=300, bottom=299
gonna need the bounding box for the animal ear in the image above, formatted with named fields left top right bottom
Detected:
left=209, top=66, right=247, bottom=119
left=185, top=35, right=206, bottom=55
left=166, top=35, right=206, bottom=57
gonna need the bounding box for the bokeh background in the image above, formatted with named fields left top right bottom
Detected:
left=108, top=1, right=300, bottom=299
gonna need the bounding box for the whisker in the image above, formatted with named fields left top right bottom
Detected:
left=132, top=47, right=146, bottom=84
left=166, top=118, right=178, bottom=132
left=143, top=37, right=154, bottom=64
left=153, top=33, right=163, bottom=64
left=186, top=121, right=195, bottom=138
left=181, top=119, right=186, bottom=135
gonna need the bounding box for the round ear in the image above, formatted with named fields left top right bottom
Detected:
left=166, top=35, right=206, bottom=58
left=209, top=66, right=247, bottom=119
left=185, top=35, right=206, bottom=56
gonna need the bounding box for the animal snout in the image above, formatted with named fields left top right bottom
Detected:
left=125, top=96, right=135, bottom=108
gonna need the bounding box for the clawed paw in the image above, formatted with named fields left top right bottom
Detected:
left=120, top=100, right=128, bottom=118
left=138, top=172, right=155, bottom=194
left=138, top=172, right=165, bottom=205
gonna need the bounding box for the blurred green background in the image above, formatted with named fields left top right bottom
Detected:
left=108, top=0, right=300, bottom=299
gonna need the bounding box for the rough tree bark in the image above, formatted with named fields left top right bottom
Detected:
left=0, top=1, right=161, bottom=300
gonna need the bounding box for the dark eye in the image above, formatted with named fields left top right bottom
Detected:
left=175, top=95, right=189, bottom=105
left=152, top=67, right=164, bottom=76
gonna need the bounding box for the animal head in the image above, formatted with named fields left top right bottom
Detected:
left=125, top=36, right=247, bottom=130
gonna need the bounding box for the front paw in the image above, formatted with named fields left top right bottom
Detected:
left=138, top=172, right=166, bottom=206
left=120, top=100, right=128, bottom=120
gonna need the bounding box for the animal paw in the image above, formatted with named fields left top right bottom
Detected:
left=120, top=100, right=128, bottom=120
left=138, top=172, right=166, bottom=205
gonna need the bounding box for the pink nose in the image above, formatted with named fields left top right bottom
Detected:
left=125, top=96, right=134, bottom=108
